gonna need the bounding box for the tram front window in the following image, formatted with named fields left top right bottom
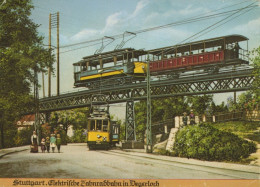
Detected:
left=103, top=120, right=108, bottom=132
left=90, top=120, right=95, bottom=131
left=96, top=120, right=102, bottom=131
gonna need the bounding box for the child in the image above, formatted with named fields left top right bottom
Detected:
left=45, top=136, right=50, bottom=153
left=56, top=134, right=61, bottom=153
left=50, top=134, right=56, bottom=153
left=182, top=112, right=188, bottom=127
left=40, top=138, right=46, bottom=153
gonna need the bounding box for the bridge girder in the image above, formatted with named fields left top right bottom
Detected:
left=38, top=69, right=254, bottom=113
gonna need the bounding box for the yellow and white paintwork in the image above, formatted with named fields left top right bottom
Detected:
left=88, top=131, right=110, bottom=142
left=80, top=69, right=124, bottom=81
left=80, top=61, right=147, bottom=81
left=134, top=62, right=147, bottom=74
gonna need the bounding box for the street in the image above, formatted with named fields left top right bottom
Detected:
left=0, top=144, right=259, bottom=179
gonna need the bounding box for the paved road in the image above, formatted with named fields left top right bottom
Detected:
left=0, top=144, right=259, bottom=179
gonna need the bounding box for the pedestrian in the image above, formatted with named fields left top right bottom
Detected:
left=30, top=131, right=38, bottom=153
left=40, top=138, right=46, bottom=153
left=182, top=112, right=188, bottom=127
left=46, top=136, right=50, bottom=153
left=189, top=109, right=195, bottom=125
left=56, top=134, right=62, bottom=153
left=50, top=134, right=56, bottom=153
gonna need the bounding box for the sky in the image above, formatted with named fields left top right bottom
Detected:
left=30, top=0, right=260, bottom=120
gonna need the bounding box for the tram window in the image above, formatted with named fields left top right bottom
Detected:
left=96, top=120, right=102, bottom=130
left=103, top=120, right=108, bottom=132
left=90, top=120, right=95, bottom=131
left=113, top=126, right=119, bottom=134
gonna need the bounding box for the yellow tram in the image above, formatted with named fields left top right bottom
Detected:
left=87, top=99, right=120, bottom=150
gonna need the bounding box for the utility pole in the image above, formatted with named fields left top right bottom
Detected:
left=56, top=12, right=60, bottom=96
left=48, top=13, right=52, bottom=97
left=48, top=12, right=60, bottom=97
left=146, top=55, right=152, bottom=153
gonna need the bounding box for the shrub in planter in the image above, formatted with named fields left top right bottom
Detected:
left=173, top=123, right=256, bottom=161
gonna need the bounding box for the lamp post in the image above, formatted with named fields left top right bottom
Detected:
left=146, top=55, right=152, bottom=153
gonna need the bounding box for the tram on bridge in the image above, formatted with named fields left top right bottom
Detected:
left=73, top=34, right=249, bottom=89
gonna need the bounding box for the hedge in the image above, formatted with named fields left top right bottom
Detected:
left=173, top=123, right=256, bottom=161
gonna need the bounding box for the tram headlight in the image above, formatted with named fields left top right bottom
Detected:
left=97, top=134, right=101, bottom=139
left=103, top=137, right=106, bottom=141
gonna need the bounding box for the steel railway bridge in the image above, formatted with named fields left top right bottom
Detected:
left=35, top=68, right=254, bottom=141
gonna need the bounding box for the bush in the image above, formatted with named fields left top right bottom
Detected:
left=173, top=123, right=257, bottom=161
left=14, top=126, right=34, bottom=146
left=68, top=129, right=87, bottom=143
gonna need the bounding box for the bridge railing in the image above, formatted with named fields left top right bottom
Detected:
left=151, top=119, right=175, bottom=134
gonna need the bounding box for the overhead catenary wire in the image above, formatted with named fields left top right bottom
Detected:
left=58, top=3, right=257, bottom=51
left=189, top=6, right=257, bottom=42
left=154, top=1, right=257, bottom=57
left=123, top=1, right=257, bottom=75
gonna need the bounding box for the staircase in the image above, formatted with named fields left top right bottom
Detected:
left=166, top=128, right=179, bottom=152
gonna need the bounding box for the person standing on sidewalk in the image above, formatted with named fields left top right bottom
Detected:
left=56, top=134, right=62, bottom=153
left=30, top=131, right=39, bottom=153
left=40, top=138, right=46, bottom=153
left=45, top=136, right=50, bottom=153
left=50, top=134, right=56, bottom=153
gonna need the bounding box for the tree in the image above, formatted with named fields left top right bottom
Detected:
left=210, top=101, right=228, bottom=114
left=187, top=95, right=213, bottom=115
left=250, top=46, right=260, bottom=108
left=0, top=1, right=53, bottom=148
left=49, top=108, right=90, bottom=135
left=134, top=96, right=188, bottom=142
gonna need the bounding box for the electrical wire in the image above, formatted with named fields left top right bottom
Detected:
left=59, top=3, right=257, bottom=50
left=122, top=1, right=257, bottom=76
left=153, top=1, right=257, bottom=57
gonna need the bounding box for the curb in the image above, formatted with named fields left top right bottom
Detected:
left=0, top=146, right=29, bottom=159
left=117, top=149, right=260, bottom=174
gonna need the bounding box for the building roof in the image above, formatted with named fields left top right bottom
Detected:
left=18, top=114, right=35, bottom=123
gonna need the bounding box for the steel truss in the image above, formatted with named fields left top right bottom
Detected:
left=35, top=69, right=254, bottom=140
left=125, top=100, right=136, bottom=141
left=38, top=69, right=254, bottom=113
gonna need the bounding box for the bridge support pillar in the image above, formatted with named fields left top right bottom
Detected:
left=122, top=100, right=144, bottom=149
left=125, top=100, right=136, bottom=141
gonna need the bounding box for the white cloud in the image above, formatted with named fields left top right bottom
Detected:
left=102, top=12, right=123, bottom=33
left=131, top=0, right=149, bottom=17
left=70, top=29, right=100, bottom=42
left=179, top=4, right=207, bottom=16
left=233, top=17, right=260, bottom=36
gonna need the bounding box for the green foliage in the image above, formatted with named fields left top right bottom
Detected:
left=187, top=95, right=213, bottom=115
left=0, top=125, right=17, bottom=148
left=135, top=97, right=188, bottom=142
left=210, top=101, right=228, bottom=114
left=173, top=123, right=257, bottom=161
left=250, top=46, right=260, bottom=101
left=211, top=121, right=260, bottom=143
left=68, top=129, right=87, bottom=143
left=14, top=126, right=34, bottom=146
left=0, top=0, right=54, bottom=148
left=49, top=108, right=90, bottom=134
left=211, top=121, right=260, bottom=133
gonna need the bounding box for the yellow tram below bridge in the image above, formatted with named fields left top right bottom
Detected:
left=87, top=104, right=120, bottom=150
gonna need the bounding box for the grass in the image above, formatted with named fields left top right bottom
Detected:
left=211, top=121, right=260, bottom=143
left=209, top=121, right=260, bottom=165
